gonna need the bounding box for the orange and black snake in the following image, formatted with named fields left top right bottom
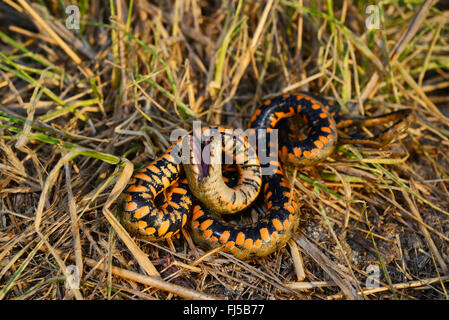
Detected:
left=122, top=92, right=411, bottom=260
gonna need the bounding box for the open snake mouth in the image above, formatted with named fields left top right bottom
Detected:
left=190, top=135, right=214, bottom=184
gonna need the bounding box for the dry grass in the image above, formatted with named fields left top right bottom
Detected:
left=0, top=0, right=449, bottom=300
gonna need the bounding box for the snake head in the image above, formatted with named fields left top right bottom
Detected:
left=183, top=130, right=262, bottom=215
left=184, top=133, right=223, bottom=189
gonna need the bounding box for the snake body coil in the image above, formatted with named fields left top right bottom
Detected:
left=122, top=92, right=411, bottom=260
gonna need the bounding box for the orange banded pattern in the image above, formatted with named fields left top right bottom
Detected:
left=122, top=143, right=192, bottom=240
left=249, top=93, right=339, bottom=166
left=122, top=126, right=263, bottom=244
left=122, top=92, right=412, bottom=260
left=190, top=160, right=299, bottom=260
